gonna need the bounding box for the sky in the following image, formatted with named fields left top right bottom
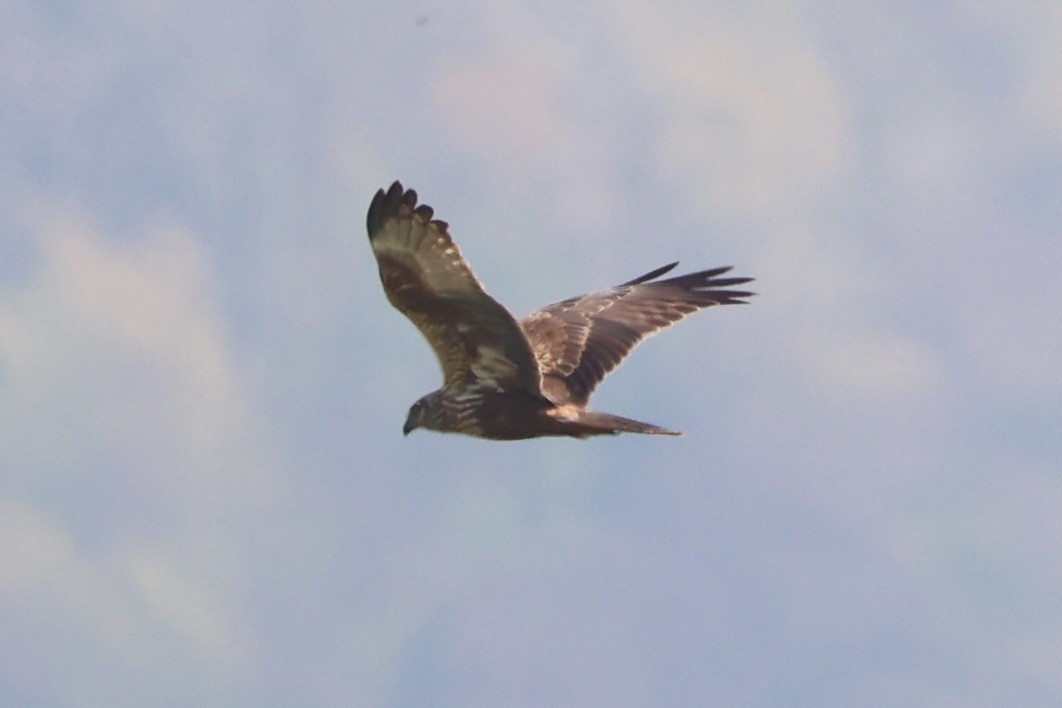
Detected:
left=1, top=1, right=1061, bottom=705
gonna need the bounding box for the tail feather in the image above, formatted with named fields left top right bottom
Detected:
left=573, top=410, right=682, bottom=437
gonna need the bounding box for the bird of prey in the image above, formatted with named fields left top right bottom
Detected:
left=366, top=181, right=754, bottom=440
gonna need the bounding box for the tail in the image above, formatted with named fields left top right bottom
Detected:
left=572, top=410, right=682, bottom=437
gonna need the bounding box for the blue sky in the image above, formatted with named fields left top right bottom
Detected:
left=2, top=2, right=1060, bottom=705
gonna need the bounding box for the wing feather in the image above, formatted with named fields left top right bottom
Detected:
left=521, top=264, right=754, bottom=405
left=367, top=182, right=541, bottom=393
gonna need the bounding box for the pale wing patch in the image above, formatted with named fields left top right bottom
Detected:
left=373, top=225, right=482, bottom=299
left=470, top=344, right=522, bottom=390
left=367, top=182, right=544, bottom=394
left=546, top=404, right=584, bottom=421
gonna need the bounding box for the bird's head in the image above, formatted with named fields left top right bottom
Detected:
left=403, top=391, right=443, bottom=436
left=402, top=401, right=424, bottom=436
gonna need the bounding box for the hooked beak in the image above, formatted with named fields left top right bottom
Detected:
left=402, top=420, right=414, bottom=436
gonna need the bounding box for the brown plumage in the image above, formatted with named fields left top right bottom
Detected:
left=366, top=181, right=754, bottom=440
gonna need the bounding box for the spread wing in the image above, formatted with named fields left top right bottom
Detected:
left=367, top=181, right=541, bottom=393
left=520, top=263, right=754, bottom=405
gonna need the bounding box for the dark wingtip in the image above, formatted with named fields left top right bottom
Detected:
left=622, top=264, right=756, bottom=298
left=663, top=267, right=757, bottom=304
left=621, top=262, right=680, bottom=286
left=367, top=181, right=405, bottom=235
left=367, top=181, right=448, bottom=238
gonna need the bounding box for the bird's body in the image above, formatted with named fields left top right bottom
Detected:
left=366, top=181, right=754, bottom=440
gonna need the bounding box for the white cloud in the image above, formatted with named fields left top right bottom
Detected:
left=963, top=3, right=1062, bottom=145
left=430, top=46, right=574, bottom=166
left=421, top=1, right=586, bottom=169
left=4, top=2, right=1061, bottom=704
left=797, top=328, right=945, bottom=405
left=0, top=502, right=88, bottom=597
left=0, top=501, right=252, bottom=703
left=614, top=2, right=853, bottom=216
left=0, top=203, right=278, bottom=698
left=123, top=544, right=247, bottom=664
left=1024, top=7, right=1062, bottom=142
left=0, top=204, right=281, bottom=509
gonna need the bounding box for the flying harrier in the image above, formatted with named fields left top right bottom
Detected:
left=366, top=181, right=754, bottom=440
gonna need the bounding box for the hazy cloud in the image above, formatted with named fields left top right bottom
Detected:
left=2, top=1, right=1060, bottom=704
